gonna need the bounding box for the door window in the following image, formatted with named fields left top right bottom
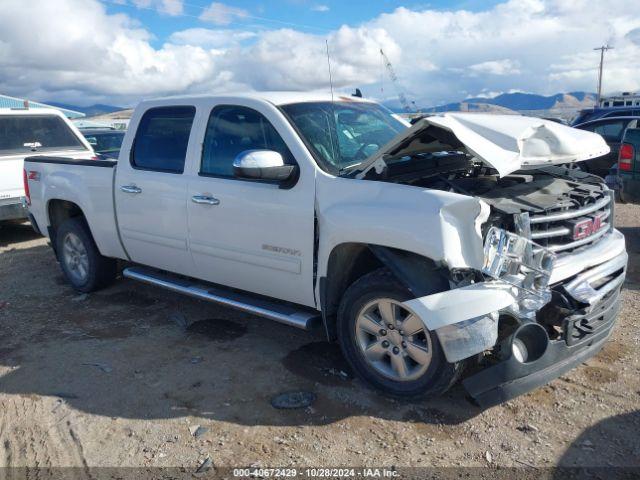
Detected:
left=131, top=106, right=195, bottom=173
left=201, top=105, right=294, bottom=177
left=588, top=120, right=629, bottom=142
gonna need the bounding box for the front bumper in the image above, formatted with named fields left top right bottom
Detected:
left=0, top=197, right=28, bottom=221
left=463, top=286, right=620, bottom=408
left=403, top=229, right=626, bottom=405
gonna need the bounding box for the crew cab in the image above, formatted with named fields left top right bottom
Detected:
left=0, top=108, right=94, bottom=223
left=24, top=93, right=627, bottom=407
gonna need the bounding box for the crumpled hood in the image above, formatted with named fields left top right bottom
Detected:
left=361, top=113, right=610, bottom=177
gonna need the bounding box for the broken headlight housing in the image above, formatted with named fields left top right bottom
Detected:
left=482, top=227, right=556, bottom=313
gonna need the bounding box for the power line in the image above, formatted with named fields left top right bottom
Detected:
left=99, top=0, right=330, bottom=32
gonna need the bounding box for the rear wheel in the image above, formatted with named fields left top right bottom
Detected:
left=56, top=218, right=116, bottom=292
left=616, top=181, right=627, bottom=203
left=337, top=269, right=463, bottom=397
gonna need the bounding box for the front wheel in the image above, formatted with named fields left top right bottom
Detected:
left=337, top=269, right=463, bottom=397
left=56, top=217, right=117, bottom=292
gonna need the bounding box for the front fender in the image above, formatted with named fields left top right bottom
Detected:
left=315, top=173, right=489, bottom=283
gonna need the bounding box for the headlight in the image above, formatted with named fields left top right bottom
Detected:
left=482, top=227, right=556, bottom=312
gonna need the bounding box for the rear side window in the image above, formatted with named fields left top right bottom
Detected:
left=132, top=106, right=195, bottom=173
left=590, top=120, right=629, bottom=143
left=0, top=115, right=86, bottom=155
left=200, top=105, right=294, bottom=178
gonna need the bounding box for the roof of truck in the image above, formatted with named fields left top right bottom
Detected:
left=144, top=91, right=375, bottom=107
left=0, top=107, right=70, bottom=117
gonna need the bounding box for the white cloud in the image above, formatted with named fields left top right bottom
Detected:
left=1, top=0, right=640, bottom=107
left=364, top=0, right=640, bottom=104
left=312, top=5, right=330, bottom=12
left=132, top=0, right=184, bottom=16
left=199, top=2, right=249, bottom=26
left=169, top=28, right=256, bottom=48
left=468, top=59, right=521, bottom=76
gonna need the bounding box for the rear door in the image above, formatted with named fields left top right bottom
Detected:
left=114, top=105, right=197, bottom=276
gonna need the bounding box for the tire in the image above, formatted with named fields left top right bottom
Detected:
left=55, top=217, right=117, bottom=293
left=337, top=268, right=463, bottom=398
left=616, top=188, right=627, bottom=204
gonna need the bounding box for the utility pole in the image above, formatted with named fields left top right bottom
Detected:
left=594, top=45, right=613, bottom=105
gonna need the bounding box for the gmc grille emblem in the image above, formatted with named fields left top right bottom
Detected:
left=572, top=214, right=605, bottom=241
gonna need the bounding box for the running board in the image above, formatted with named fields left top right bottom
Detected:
left=122, top=266, right=321, bottom=330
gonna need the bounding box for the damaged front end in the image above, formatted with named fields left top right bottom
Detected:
left=404, top=225, right=555, bottom=365
left=403, top=202, right=626, bottom=407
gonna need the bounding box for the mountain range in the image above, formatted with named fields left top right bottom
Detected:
left=421, top=91, right=596, bottom=114
left=47, top=91, right=598, bottom=119
left=45, top=102, right=124, bottom=117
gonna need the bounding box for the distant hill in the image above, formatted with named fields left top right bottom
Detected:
left=45, top=102, right=124, bottom=117
left=423, top=91, right=596, bottom=115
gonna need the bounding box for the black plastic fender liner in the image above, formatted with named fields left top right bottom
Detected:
left=319, top=245, right=448, bottom=342
left=367, top=245, right=449, bottom=297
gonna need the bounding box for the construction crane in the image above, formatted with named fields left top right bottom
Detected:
left=380, top=48, right=416, bottom=113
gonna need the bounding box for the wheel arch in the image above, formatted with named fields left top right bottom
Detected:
left=47, top=199, right=89, bottom=254
left=319, top=243, right=448, bottom=341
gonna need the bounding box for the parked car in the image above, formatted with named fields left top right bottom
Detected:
left=572, top=106, right=640, bottom=126
left=24, top=93, right=626, bottom=407
left=0, top=108, right=94, bottom=223
left=573, top=116, right=639, bottom=177
left=80, top=128, right=125, bottom=159
left=617, top=127, right=640, bottom=203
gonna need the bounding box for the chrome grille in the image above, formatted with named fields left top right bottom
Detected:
left=528, top=191, right=613, bottom=253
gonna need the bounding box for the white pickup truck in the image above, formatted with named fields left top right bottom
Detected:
left=0, top=108, right=94, bottom=222
left=24, top=93, right=627, bottom=407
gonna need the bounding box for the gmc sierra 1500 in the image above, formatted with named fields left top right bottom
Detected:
left=24, top=93, right=627, bottom=407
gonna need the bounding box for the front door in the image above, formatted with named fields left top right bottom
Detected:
left=115, top=105, right=196, bottom=275
left=187, top=103, right=316, bottom=307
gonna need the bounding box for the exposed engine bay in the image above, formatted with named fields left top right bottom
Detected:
left=366, top=151, right=611, bottom=252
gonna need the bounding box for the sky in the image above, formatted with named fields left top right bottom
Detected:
left=1, top=0, right=639, bottom=107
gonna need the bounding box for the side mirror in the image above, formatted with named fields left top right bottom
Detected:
left=86, top=137, right=98, bottom=146
left=233, top=150, right=297, bottom=182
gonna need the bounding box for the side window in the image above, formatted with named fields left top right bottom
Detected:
left=592, top=121, right=626, bottom=142
left=132, top=106, right=195, bottom=173
left=201, top=105, right=294, bottom=178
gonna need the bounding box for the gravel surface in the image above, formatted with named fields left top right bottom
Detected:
left=0, top=204, right=638, bottom=474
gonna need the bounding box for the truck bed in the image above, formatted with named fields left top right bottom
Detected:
left=24, top=155, right=127, bottom=260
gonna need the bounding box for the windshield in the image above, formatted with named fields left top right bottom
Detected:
left=281, top=101, right=407, bottom=173
left=0, top=114, right=87, bottom=155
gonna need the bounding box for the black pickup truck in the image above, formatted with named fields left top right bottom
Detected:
left=618, top=127, right=640, bottom=203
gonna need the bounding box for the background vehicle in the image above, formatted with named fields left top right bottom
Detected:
left=0, top=108, right=93, bottom=223
left=572, top=104, right=640, bottom=125
left=79, top=128, right=125, bottom=159
left=24, top=93, right=627, bottom=407
left=617, top=127, right=640, bottom=203
left=574, top=116, right=639, bottom=177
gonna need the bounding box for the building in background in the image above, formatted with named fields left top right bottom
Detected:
left=0, top=94, right=85, bottom=119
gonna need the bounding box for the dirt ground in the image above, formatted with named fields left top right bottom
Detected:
left=0, top=204, right=638, bottom=476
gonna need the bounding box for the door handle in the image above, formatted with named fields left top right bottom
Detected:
left=191, top=195, right=220, bottom=206
left=120, top=185, right=142, bottom=194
